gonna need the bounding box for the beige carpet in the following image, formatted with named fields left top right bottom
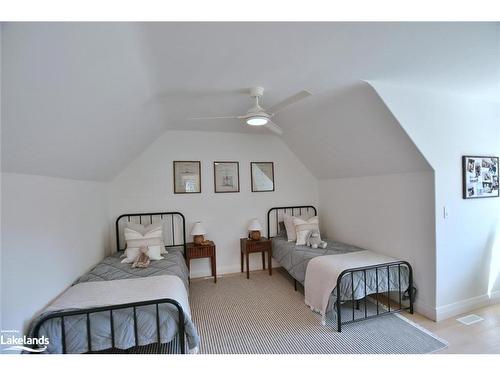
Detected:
left=189, top=268, right=447, bottom=354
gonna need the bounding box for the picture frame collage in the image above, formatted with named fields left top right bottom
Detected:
left=462, top=156, right=499, bottom=199
left=173, top=161, right=275, bottom=194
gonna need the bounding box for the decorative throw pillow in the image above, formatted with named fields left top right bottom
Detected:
left=126, top=222, right=166, bottom=239
left=283, top=213, right=308, bottom=242
left=125, top=222, right=167, bottom=254
left=122, top=246, right=163, bottom=264
left=293, top=216, right=321, bottom=246
left=121, top=222, right=166, bottom=263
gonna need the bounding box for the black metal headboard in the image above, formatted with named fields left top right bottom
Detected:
left=267, top=205, right=317, bottom=238
left=115, top=212, right=187, bottom=258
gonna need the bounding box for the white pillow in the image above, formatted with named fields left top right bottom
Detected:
left=283, top=213, right=308, bottom=242
left=126, top=222, right=164, bottom=237
left=121, top=222, right=166, bottom=263
left=293, top=216, right=320, bottom=246
left=121, top=245, right=164, bottom=264
left=125, top=221, right=168, bottom=248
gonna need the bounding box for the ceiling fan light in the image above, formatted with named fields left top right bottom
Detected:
left=246, top=116, right=268, bottom=126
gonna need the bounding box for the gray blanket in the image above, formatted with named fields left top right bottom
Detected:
left=28, top=247, right=200, bottom=353
left=272, top=236, right=410, bottom=322
left=77, top=248, right=189, bottom=288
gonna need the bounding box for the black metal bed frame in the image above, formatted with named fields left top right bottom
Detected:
left=31, top=211, right=188, bottom=354
left=267, top=205, right=414, bottom=332
left=115, top=211, right=187, bottom=259
left=32, top=298, right=185, bottom=354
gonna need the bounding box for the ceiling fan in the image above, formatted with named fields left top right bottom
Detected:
left=188, top=87, right=312, bottom=135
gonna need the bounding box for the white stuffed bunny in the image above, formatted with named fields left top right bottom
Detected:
left=306, top=230, right=327, bottom=249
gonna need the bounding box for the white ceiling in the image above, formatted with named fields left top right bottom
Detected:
left=2, top=22, right=498, bottom=180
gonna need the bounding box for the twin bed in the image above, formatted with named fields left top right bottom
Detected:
left=268, top=206, right=414, bottom=332
left=29, top=206, right=415, bottom=354
left=29, top=212, right=200, bottom=354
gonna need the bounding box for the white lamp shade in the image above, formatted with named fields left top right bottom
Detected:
left=190, top=222, right=207, bottom=236
left=247, top=219, right=263, bottom=231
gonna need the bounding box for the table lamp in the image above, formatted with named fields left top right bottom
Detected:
left=191, top=222, right=207, bottom=245
left=248, top=219, right=263, bottom=240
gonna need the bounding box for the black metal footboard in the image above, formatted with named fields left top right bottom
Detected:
left=31, top=298, right=186, bottom=354
left=336, top=261, right=414, bottom=332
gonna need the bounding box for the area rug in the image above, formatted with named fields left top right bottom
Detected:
left=189, top=269, right=447, bottom=354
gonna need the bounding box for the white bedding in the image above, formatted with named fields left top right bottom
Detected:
left=304, top=250, right=397, bottom=321
left=46, top=275, right=191, bottom=318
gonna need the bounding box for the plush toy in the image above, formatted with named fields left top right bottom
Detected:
left=132, top=246, right=151, bottom=268
left=306, top=230, right=327, bottom=249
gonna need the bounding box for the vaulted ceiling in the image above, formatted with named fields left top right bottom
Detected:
left=2, top=22, right=498, bottom=180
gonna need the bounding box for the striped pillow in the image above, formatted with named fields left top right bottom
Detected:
left=283, top=213, right=308, bottom=242
left=293, top=216, right=320, bottom=246
left=122, top=223, right=166, bottom=263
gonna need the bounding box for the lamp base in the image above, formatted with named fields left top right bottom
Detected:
left=193, top=235, right=204, bottom=245
left=250, top=230, right=261, bottom=241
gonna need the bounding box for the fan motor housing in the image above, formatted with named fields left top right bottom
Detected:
left=249, top=86, right=264, bottom=97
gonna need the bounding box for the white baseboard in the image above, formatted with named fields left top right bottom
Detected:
left=189, top=257, right=281, bottom=279
left=189, top=265, right=279, bottom=279
left=189, top=266, right=236, bottom=279
left=435, top=290, right=500, bottom=321
left=414, top=302, right=437, bottom=321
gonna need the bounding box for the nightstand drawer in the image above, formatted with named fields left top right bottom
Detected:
left=246, top=240, right=271, bottom=253
left=187, top=246, right=213, bottom=258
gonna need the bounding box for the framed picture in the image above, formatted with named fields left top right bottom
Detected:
left=251, top=162, right=275, bottom=192
left=462, top=156, right=499, bottom=199
left=173, top=161, right=201, bottom=194
left=214, top=161, right=240, bottom=193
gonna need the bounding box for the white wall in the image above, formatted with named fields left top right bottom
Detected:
left=1, top=173, right=109, bottom=334
left=319, top=171, right=436, bottom=318
left=370, top=82, right=500, bottom=320
left=109, top=130, right=319, bottom=278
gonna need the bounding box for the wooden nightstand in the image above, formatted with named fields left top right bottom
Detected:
left=240, top=237, right=272, bottom=279
left=186, top=241, right=217, bottom=283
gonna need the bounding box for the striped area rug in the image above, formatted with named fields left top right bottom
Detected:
left=95, top=337, right=182, bottom=354
left=189, top=268, right=447, bottom=354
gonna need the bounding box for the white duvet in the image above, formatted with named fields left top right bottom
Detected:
left=46, top=275, right=191, bottom=318
left=304, top=250, right=397, bottom=322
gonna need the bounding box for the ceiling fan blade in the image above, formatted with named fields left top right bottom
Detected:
left=264, top=120, right=283, bottom=135
left=187, top=115, right=243, bottom=120
left=266, top=90, right=312, bottom=116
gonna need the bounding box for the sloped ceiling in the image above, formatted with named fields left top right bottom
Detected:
left=2, top=22, right=498, bottom=180
left=280, top=81, right=432, bottom=179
